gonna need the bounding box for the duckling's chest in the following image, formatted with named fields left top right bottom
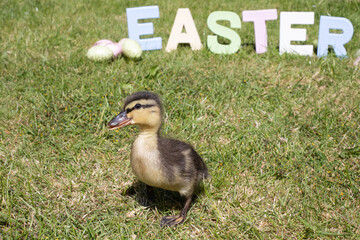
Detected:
left=130, top=134, right=165, bottom=187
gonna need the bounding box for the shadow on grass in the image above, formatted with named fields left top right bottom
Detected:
left=122, top=181, right=206, bottom=213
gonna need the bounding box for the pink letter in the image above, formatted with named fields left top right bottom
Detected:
left=242, top=9, right=277, bottom=54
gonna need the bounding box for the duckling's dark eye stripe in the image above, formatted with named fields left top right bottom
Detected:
left=126, top=104, right=155, bottom=113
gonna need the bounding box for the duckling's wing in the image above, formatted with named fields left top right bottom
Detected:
left=157, top=137, right=208, bottom=182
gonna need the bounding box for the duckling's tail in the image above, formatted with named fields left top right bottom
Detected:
left=203, top=167, right=209, bottom=179
left=198, top=162, right=210, bottom=181
left=191, top=147, right=209, bottom=181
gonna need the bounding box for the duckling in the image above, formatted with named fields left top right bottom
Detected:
left=107, top=91, right=208, bottom=227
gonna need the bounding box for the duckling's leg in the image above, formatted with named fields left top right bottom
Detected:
left=160, top=197, right=192, bottom=227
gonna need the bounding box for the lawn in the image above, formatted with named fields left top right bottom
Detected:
left=1, top=0, right=359, bottom=239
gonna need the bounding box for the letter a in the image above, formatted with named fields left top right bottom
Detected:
left=165, top=8, right=202, bottom=52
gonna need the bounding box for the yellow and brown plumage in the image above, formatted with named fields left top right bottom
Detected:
left=107, top=91, right=208, bottom=226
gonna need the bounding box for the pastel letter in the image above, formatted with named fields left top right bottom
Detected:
left=317, top=16, right=354, bottom=58
left=242, top=9, right=277, bottom=54
left=279, top=12, right=314, bottom=56
left=165, top=8, right=202, bottom=52
left=126, top=6, right=162, bottom=51
left=207, top=11, right=241, bottom=54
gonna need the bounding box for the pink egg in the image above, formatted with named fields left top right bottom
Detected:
left=93, top=39, right=114, bottom=46
left=92, top=39, right=123, bottom=57
left=104, top=42, right=122, bottom=57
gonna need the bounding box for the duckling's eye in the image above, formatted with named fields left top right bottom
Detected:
left=134, top=103, right=142, bottom=109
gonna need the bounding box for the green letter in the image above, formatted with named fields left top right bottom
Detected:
left=207, top=11, right=241, bottom=54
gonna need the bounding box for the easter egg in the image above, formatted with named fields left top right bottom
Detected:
left=122, top=39, right=142, bottom=59
left=86, top=45, right=114, bottom=61
left=104, top=42, right=122, bottom=57
left=118, top=38, right=128, bottom=48
left=93, top=39, right=122, bottom=57
left=94, top=39, right=114, bottom=46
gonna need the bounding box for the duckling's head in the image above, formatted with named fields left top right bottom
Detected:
left=107, top=91, right=163, bottom=133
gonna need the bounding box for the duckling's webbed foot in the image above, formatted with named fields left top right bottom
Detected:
left=161, top=214, right=185, bottom=227
left=160, top=197, right=192, bottom=227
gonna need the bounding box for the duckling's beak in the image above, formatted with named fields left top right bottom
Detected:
left=107, top=111, right=132, bottom=130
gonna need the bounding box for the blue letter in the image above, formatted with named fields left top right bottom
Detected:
left=126, top=6, right=162, bottom=51
left=317, top=16, right=354, bottom=58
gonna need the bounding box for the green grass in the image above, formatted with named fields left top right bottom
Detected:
left=1, top=0, right=359, bottom=239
